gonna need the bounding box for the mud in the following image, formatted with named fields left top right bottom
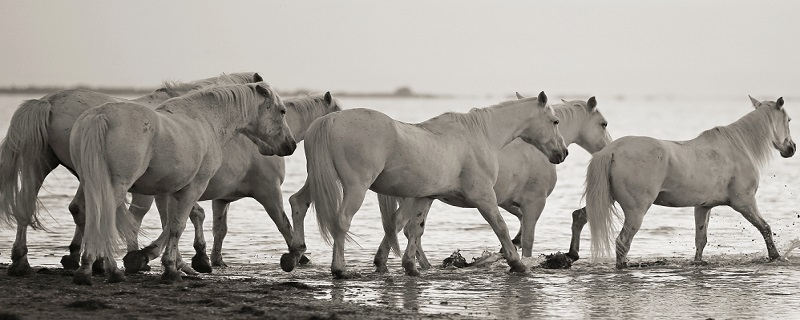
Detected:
left=0, top=264, right=462, bottom=320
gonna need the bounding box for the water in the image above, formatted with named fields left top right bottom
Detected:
left=1, top=93, right=799, bottom=318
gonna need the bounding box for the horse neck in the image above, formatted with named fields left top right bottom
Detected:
left=704, top=107, right=774, bottom=169
left=482, top=102, right=539, bottom=150
left=284, top=99, right=326, bottom=142
left=131, top=92, right=171, bottom=107
left=552, top=104, right=585, bottom=146
left=163, top=98, right=254, bottom=140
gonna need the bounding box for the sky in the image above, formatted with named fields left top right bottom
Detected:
left=1, top=1, right=798, bottom=98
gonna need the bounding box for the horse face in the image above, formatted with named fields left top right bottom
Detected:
left=575, top=97, right=613, bottom=154
left=249, top=84, right=296, bottom=156
left=767, top=98, right=795, bottom=158
left=519, top=93, right=568, bottom=164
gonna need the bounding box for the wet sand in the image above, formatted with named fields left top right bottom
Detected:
left=0, top=264, right=462, bottom=320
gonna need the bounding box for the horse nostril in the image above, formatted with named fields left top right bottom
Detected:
left=564, top=149, right=569, bottom=157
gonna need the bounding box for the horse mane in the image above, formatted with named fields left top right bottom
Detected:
left=285, top=93, right=334, bottom=129
left=160, top=72, right=256, bottom=94
left=700, top=106, right=775, bottom=171
left=171, top=83, right=269, bottom=121
left=427, top=97, right=545, bottom=136
left=552, top=101, right=588, bottom=127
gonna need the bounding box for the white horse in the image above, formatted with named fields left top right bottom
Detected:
left=0, top=72, right=259, bottom=276
left=121, top=92, right=342, bottom=273
left=69, top=82, right=295, bottom=284
left=586, top=96, right=795, bottom=268
left=285, top=92, right=568, bottom=278
left=373, top=94, right=612, bottom=272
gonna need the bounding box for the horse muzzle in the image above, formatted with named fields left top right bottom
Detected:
left=275, top=140, right=297, bottom=157
left=548, top=148, right=568, bottom=164
left=780, top=141, right=796, bottom=158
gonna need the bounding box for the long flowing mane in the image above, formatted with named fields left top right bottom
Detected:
left=163, top=83, right=269, bottom=121
left=160, top=72, right=257, bottom=95
left=700, top=106, right=775, bottom=172
left=422, top=97, right=545, bottom=136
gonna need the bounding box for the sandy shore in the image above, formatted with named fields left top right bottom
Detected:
left=0, top=264, right=463, bottom=320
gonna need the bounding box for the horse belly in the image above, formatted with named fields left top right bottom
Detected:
left=654, top=147, right=732, bottom=207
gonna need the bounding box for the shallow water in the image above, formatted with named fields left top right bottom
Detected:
left=1, top=94, right=799, bottom=318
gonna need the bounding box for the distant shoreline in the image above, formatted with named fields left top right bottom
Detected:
left=0, top=86, right=449, bottom=99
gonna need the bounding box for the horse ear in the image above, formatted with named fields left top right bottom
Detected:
left=255, top=84, right=270, bottom=97
left=748, top=95, right=760, bottom=108
left=776, top=97, right=784, bottom=109
left=587, top=96, right=598, bottom=111
left=253, top=73, right=264, bottom=83
left=515, top=92, right=525, bottom=99
left=537, top=91, right=548, bottom=106
left=324, top=91, right=333, bottom=105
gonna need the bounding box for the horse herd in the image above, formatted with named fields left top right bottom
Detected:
left=0, top=72, right=794, bottom=284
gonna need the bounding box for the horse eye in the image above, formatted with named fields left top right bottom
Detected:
left=553, top=120, right=560, bottom=125
left=601, top=122, right=608, bottom=128
left=281, top=109, right=286, bottom=115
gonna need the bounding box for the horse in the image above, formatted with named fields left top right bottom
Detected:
left=121, top=92, right=342, bottom=274
left=372, top=94, right=612, bottom=272
left=585, top=96, right=795, bottom=268
left=68, top=82, right=295, bottom=284
left=284, top=91, right=569, bottom=278
left=0, top=72, right=260, bottom=276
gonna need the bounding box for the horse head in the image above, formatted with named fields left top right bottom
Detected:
left=518, top=91, right=569, bottom=164
left=750, top=95, right=795, bottom=158
left=564, top=96, right=613, bottom=154
left=244, top=82, right=296, bottom=156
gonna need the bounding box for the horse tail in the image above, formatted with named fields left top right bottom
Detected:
left=378, top=194, right=403, bottom=257
left=306, top=116, right=353, bottom=245
left=585, top=149, right=619, bottom=261
left=0, top=99, right=52, bottom=229
left=73, top=114, right=137, bottom=259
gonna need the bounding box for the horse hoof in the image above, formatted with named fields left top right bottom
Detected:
left=690, top=260, right=708, bottom=266
left=123, top=251, right=149, bottom=274
left=769, top=254, right=783, bottom=262
left=73, top=273, right=93, bottom=285
left=280, top=253, right=297, bottom=272
left=8, top=261, right=31, bottom=277
left=92, top=260, right=105, bottom=275
left=405, top=269, right=421, bottom=277
left=211, top=260, right=228, bottom=268
left=332, top=270, right=361, bottom=279
left=299, top=255, right=311, bottom=265
left=374, top=264, right=389, bottom=273
left=191, top=255, right=213, bottom=274
left=61, top=255, right=80, bottom=270
left=160, top=270, right=183, bottom=284
left=418, top=261, right=432, bottom=270
left=508, top=261, right=528, bottom=273
left=566, top=251, right=580, bottom=262
left=107, top=270, right=126, bottom=283
left=616, top=262, right=628, bottom=269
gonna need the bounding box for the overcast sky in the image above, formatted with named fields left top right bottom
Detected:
left=1, top=1, right=797, bottom=98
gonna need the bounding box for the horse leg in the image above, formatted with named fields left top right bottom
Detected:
left=253, top=181, right=307, bottom=269
left=468, top=191, right=526, bottom=273
left=374, top=200, right=412, bottom=273
left=189, top=204, right=212, bottom=273
left=61, top=187, right=86, bottom=270
left=283, top=180, right=312, bottom=272
left=73, top=251, right=96, bottom=285
left=161, top=186, right=206, bottom=284
left=730, top=199, right=781, bottom=261
left=501, top=205, right=524, bottom=248
left=127, top=194, right=154, bottom=252
left=616, top=206, right=648, bottom=269
left=331, top=188, right=368, bottom=279
left=566, top=207, right=587, bottom=261
left=400, top=198, right=434, bottom=276
left=518, top=193, right=547, bottom=257
left=8, top=160, right=54, bottom=277
left=124, top=194, right=169, bottom=273
left=210, top=200, right=231, bottom=267
left=693, top=206, right=713, bottom=263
